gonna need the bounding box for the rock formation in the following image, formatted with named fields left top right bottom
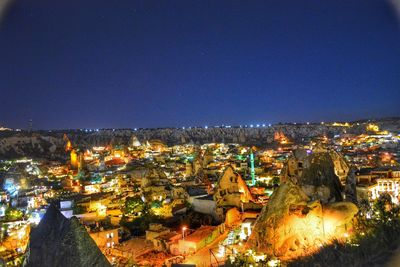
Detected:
left=214, top=166, right=254, bottom=208
left=247, top=182, right=358, bottom=259
left=23, top=204, right=111, bottom=267
left=282, top=147, right=356, bottom=203
left=111, top=118, right=400, bottom=146
left=248, top=149, right=359, bottom=259
left=2, top=117, right=399, bottom=159
left=131, top=135, right=141, bottom=147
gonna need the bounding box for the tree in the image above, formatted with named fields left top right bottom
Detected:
left=272, top=176, right=280, bottom=186
left=5, top=207, right=23, bottom=221
left=73, top=204, right=87, bottom=215
left=124, top=195, right=145, bottom=215
left=373, top=192, right=400, bottom=226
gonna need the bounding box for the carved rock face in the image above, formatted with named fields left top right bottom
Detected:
left=247, top=182, right=358, bottom=259
left=283, top=148, right=357, bottom=204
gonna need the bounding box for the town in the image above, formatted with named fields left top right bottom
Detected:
left=0, top=120, right=399, bottom=266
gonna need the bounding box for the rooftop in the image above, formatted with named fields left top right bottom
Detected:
left=184, top=226, right=216, bottom=243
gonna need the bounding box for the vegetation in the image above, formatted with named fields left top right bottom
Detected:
left=289, top=193, right=400, bottom=267
left=255, top=181, right=269, bottom=188
left=180, top=209, right=216, bottom=229
left=5, top=207, right=23, bottom=221
left=0, top=223, right=9, bottom=241
left=271, top=176, right=280, bottom=186
left=120, top=213, right=162, bottom=236
left=121, top=196, right=166, bottom=235
left=124, top=195, right=146, bottom=214
left=72, top=204, right=87, bottom=215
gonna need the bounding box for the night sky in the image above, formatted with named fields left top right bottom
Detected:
left=0, top=0, right=399, bottom=130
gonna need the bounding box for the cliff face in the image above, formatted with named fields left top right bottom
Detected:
left=24, top=204, right=111, bottom=267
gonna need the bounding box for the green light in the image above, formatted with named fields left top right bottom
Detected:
left=250, top=150, right=255, bottom=186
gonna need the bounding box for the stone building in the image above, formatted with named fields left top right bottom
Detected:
left=213, top=166, right=254, bottom=209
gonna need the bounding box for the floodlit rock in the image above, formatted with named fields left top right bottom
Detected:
left=214, top=166, right=254, bottom=208
left=131, top=135, right=141, bottom=147
left=248, top=181, right=358, bottom=259
left=250, top=147, right=359, bottom=259
left=23, top=204, right=111, bottom=267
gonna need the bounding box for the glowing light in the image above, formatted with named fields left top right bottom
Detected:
left=267, top=259, right=280, bottom=267
left=367, top=123, right=380, bottom=132
left=182, top=226, right=187, bottom=240
left=217, top=245, right=225, bottom=257
left=70, top=150, right=78, bottom=168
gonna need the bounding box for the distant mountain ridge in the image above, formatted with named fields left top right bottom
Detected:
left=0, top=117, right=399, bottom=159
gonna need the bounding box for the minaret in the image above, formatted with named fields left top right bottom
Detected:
left=250, top=149, right=256, bottom=186
left=28, top=119, right=33, bottom=132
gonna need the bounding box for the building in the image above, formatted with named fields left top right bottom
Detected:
left=153, top=232, right=181, bottom=252
left=146, top=223, right=171, bottom=244
left=213, top=166, right=254, bottom=208
left=59, top=200, right=74, bottom=219
left=369, top=178, right=400, bottom=203
left=170, top=225, right=222, bottom=255
left=189, top=195, right=218, bottom=220
left=89, top=228, right=119, bottom=250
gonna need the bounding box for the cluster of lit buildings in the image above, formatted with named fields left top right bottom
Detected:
left=0, top=122, right=399, bottom=266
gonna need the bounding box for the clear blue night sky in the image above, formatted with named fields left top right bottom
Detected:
left=0, top=0, right=399, bottom=129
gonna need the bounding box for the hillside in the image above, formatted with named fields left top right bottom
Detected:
left=0, top=117, right=399, bottom=159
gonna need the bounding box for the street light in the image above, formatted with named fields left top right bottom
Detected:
left=182, top=226, right=187, bottom=240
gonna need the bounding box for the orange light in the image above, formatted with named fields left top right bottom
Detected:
left=182, top=226, right=187, bottom=240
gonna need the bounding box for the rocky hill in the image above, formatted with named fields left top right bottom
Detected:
left=0, top=117, right=399, bottom=159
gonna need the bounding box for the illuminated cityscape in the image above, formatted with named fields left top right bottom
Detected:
left=1, top=0, right=400, bottom=267
left=0, top=120, right=399, bottom=266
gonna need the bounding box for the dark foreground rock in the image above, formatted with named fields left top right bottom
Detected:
left=23, top=204, right=111, bottom=267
